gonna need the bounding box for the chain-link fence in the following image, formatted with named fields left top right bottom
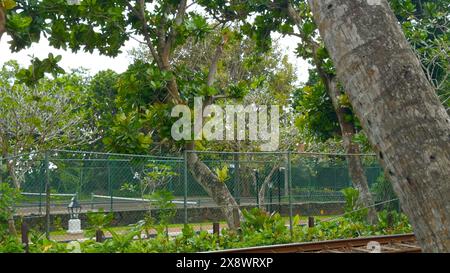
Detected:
left=1, top=150, right=398, bottom=241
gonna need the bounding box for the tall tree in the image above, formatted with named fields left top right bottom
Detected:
left=284, top=1, right=378, bottom=223
left=308, top=0, right=450, bottom=252
left=0, top=61, right=94, bottom=188
left=123, top=1, right=244, bottom=229
left=199, top=0, right=379, bottom=223
left=4, top=0, right=249, bottom=229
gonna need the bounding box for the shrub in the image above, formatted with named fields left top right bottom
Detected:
left=0, top=207, right=413, bottom=253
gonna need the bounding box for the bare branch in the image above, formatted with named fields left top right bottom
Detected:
left=258, top=164, right=281, bottom=209
left=126, top=0, right=163, bottom=68
left=163, top=0, right=188, bottom=67
left=207, top=34, right=227, bottom=87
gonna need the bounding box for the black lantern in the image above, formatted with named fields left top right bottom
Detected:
left=68, top=195, right=81, bottom=219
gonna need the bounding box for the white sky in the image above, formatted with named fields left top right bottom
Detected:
left=0, top=33, right=310, bottom=83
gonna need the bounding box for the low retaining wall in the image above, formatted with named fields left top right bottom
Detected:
left=16, top=202, right=345, bottom=232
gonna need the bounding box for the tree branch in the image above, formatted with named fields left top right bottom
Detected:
left=163, top=0, right=188, bottom=68
left=126, top=0, right=163, bottom=68
left=126, top=0, right=184, bottom=104
left=204, top=33, right=228, bottom=107
left=258, top=164, right=281, bottom=209
left=207, top=35, right=227, bottom=87
left=285, top=1, right=331, bottom=82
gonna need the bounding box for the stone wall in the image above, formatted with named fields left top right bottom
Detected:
left=17, top=201, right=345, bottom=232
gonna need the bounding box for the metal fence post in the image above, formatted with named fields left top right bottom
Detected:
left=287, top=152, right=293, bottom=239
left=254, top=169, right=259, bottom=207
left=44, top=151, right=51, bottom=239
left=284, top=162, right=289, bottom=198
left=107, top=158, right=113, bottom=212
left=268, top=183, right=273, bottom=212
left=91, top=192, right=95, bottom=210
left=309, top=168, right=313, bottom=202
left=233, top=153, right=240, bottom=205
left=183, top=150, right=188, bottom=225
left=79, top=165, right=84, bottom=198
left=278, top=167, right=282, bottom=213
left=39, top=166, right=44, bottom=215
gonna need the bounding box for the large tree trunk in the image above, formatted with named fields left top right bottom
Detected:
left=309, top=0, right=450, bottom=252
left=7, top=213, right=17, bottom=237
left=328, top=78, right=378, bottom=224
left=181, top=36, right=242, bottom=230
left=286, top=2, right=377, bottom=224
left=185, top=147, right=241, bottom=230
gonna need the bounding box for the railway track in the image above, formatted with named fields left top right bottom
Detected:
left=211, top=234, right=421, bottom=253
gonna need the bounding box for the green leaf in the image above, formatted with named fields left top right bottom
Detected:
left=1, top=0, right=16, bottom=10
left=215, top=165, right=229, bottom=183
left=302, top=21, right=316, bottom=37
left=8, top=14, right=32, bottom=29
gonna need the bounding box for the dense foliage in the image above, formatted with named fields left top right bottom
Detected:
left=0, top=187, right=412, bottom=253
left=0, top=0, right=447, bottom=252
left=0, top=61, right=94, bottom=157
left=0, top=207, right=412, bottom=253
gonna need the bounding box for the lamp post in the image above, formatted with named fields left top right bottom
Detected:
left=67, top=195, right=82, bottom=234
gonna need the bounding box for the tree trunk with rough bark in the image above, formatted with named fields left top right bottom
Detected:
left=181, top=36, right=242, bottom=230
left=328, top=77, right=378, bottom=224
left=309, top=0, right=450, bottom=252
left=8, top=213, right=17, bottom=237
left=286, top=2, right=378, bottom=224
left=186, top=149, right=241, bottom=230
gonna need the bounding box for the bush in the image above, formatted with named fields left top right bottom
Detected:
left=341, top=187, right=369, bottom=222
left=0, top=183, right=20, bottom=241
left=0, top=236, right=23, bottom=253
left=0, top=206, right=413, bottom=253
